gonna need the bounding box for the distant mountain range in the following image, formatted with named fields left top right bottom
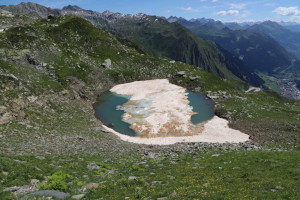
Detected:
left=1, top=2, right=300, bottom=98
left=169, top=17, right=295, bottom=73
left=0, top=2, right=264, bottom=86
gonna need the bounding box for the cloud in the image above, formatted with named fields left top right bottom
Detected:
left=291, top=16, right=300, bottom=23
left=200, top=0, right=207, bottom=2
left=230, top=3, right=247, bottom=10
left=216, top=10, right=239, bottom=16
left=181, top=7, right=199, bottom=12
left=211, top=0, right=218, bottom=2
left=273, top=7, right=300, bottom=16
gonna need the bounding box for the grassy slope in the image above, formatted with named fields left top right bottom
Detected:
left=0, top=15, right=299, bottom=199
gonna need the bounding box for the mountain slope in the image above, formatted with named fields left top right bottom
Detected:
left=172, top=17, right=294, bottom=74
left=61, top=5, right=264, bottom=85
left=0, top=2, right=60, bottom=18
left=1, top=3, right=264, bottom=86
left=248, top=21, right=300, bottom=59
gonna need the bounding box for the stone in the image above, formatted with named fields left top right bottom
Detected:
left=0, top=106, right=7, bottom=114
left=157, top=197, right=168, bottom=200
left=128, top=176, right=138, bottom=181
left=0, top=106, right=11, bottom=125
left=30, top=190, right=70, bottom=199
left=87, top=162, right=100, bottom=170
left=275, top=186, right=284, bottom=190
left=101, top=59, right=112, bottom=68
left=169, top=60, right=175, bottom=64
left=175, top=71, right=186, bottom=77
left=30, top=179, right=40, bottom=186
left=28, top=96, right=38, bottom=103
left=2, top=171, right=8, bottom=176
left=212, top=154, right=220, bottom=157
left=189, top=76, right=199, bottom=81
left=108, top=123, right=115, bottom=127
left=4, top=186, right=20, bottom=192
left=72, top=194, right=86, bottom=199
left=81, top=183, right=99, bottom=191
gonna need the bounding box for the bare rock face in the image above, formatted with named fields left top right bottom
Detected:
left=0, top=9, right=14, bottom=17
left=0, top=106, right=11, bottom=125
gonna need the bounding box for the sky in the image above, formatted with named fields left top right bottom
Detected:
left=1, top=0, right=300, bottom=23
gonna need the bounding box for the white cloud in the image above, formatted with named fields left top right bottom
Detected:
left=216, top=10, right=239, bottom=16
left=180, top=7, right=199, bottom=12
left=211, top=0, right=218, bottom=3
left=230, top=3, right=247, bottom=10
left=291, top=16, right=300, bottom=23
left=273, top=7, right=300, bottom=16
left=200, top=0, right=207, bottom=2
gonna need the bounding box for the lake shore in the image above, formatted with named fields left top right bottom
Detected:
left=102, top=115, right=249, bottom=145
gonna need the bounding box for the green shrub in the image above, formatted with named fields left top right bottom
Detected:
left=38, top=171, right=71, bottom=192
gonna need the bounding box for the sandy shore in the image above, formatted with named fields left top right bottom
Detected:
left=106, top=79, right=249, bottom=145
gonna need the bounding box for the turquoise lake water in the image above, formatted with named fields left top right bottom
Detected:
left=94, top=90, right=214, bottom=137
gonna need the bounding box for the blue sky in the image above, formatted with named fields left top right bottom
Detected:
left=1, top=0, right=300, bottom=22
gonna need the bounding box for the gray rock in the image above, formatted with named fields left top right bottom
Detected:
left=157, top=197, right=168, bottom=200
left=87, top=162, right=100, bottom=170
left=128, top=176, right=138, bottom=181
left=4, top=186, right=20, bottom=192
left=212, top=154, right=220, bottom=157
left=81, top=183, right=99, bottom=191
left=275, top=186, right=284, bottom=190
left=189, top=76, right=199, bottom=81
left=2, top=171, right=8, bottom=176
left=30, top=179, right=40, bottom=186
left=28, top=96, right=38, bottom=103
left=101, top=59, right=112, bottom=68
left=30, top=190, right=70, bottom=199
left=175, top=71, right=186, bottom=77
left=72, top=194, right=86, bottom=199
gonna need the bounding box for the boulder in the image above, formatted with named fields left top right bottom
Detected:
left=174, top=71, right=186, bottom=78
left=101, top=59, right=112, bottom=68
left=189, top=76, right=199, bottom=81
left=128, top=176, right=138, bottom=181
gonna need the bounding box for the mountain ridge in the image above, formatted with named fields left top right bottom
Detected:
left=0, top=2, right=264, bottom=86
